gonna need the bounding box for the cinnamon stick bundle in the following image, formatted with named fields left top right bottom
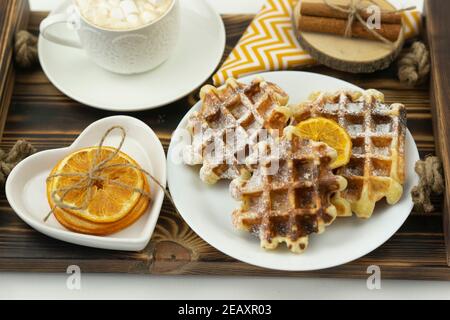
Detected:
left=298, top=16, right=402, bottom=42
left=301, top=2, right=402, bottom=24
left=298, top=2, right=402, bottom=42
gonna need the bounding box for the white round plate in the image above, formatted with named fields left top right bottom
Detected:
left=38, top=0, right=225, bottom=112
left=167, top=71, right=420, bottom=271
left=6, top=116, right=166, bottom=251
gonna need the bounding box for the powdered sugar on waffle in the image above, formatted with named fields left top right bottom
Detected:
left=183, top=77, right=291, bottom=184
left=230, top=126, right=347, bottom=253
left=291, top=89, right=406, bottom=218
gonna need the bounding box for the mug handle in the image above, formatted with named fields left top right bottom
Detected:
left=40, top=13, right=83, bottom=49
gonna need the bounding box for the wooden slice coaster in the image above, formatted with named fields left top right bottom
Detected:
left=293, top=0, right=405, bottom=73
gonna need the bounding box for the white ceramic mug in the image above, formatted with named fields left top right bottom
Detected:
left=40, top=0, right=180, bottom=74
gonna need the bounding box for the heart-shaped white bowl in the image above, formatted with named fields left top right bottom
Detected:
left=5, top=116, right=166, bottom=251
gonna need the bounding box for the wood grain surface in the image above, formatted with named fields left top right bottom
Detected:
left=0, top=11, right=448, bottom=280
left=426, top=0, right=450, bottom=266
left=0, top=0, right=29, bottom=138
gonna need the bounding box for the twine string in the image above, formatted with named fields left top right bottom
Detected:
left=323, top=0, right=415, bottom=45
left=14, top=30, right=38, bottom=68
left=44, top=126, right=177, bottom=222
left=411, top=156, right=444, bottom=213
left=0, top=140, right=36, bottom=185
left=398, top=41, right=430, bottom=86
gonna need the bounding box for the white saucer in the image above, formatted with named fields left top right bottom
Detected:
left=6, top=116, right=166, bottom=251
left=167, top=71, right=420, bottom=271
left=38, top=0, right=225, bottom=112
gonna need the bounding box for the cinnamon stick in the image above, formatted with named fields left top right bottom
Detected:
left=300, top=2, right=403, bottom=24
left=298, top=15, right=401, bottom=42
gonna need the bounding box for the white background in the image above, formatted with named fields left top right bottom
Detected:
left=1, top=0, right=447, bottom=300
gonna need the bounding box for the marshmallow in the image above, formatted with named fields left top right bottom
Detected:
left=96, top=0, right=111, bottom=12
left=120, top=0, right=139, bottom=16
left=76, top=0, right=172, bottom=30
left=108, top=0, right=121, bottom=6
left=126, top=13, right=140, bottom=26
left=148, top=0, right=165, bottom=6
left=96, top=6, right=110, bottom=17
left=110, top=7, right=125, bottom=20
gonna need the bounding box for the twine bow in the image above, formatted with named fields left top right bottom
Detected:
left=323, top=0, right=415, bottom=45
left=45, top=126, right=176, bottom=222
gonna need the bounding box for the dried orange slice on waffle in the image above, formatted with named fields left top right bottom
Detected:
left=48, top=147, right=145, bottom=223
left=296, top=117, right=352, bottom=169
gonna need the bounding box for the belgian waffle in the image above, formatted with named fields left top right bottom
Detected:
left=292, top=89, right=406, bottom=218
left=230, top=127, right=347, bottom=253
left=183, top=77, right=291, bottom=184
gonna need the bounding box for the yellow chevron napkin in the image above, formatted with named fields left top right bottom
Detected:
left=213, top=0, right=422, bottom=86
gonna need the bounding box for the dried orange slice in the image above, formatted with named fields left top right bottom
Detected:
left=48, top=147, right=146, bottom=223
left=47, top=173, right=150, bottom=235
left=296, top=117, right=352, bottom=169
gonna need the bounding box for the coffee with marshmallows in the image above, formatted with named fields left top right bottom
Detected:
left=75, top=0, right=173, bottom=30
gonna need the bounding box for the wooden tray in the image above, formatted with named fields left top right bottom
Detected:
left=426, top=0, right=450, bottom=267
left=0, top=0, right=29, bottom=138
left=0, top=3, right=449, bottom=280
